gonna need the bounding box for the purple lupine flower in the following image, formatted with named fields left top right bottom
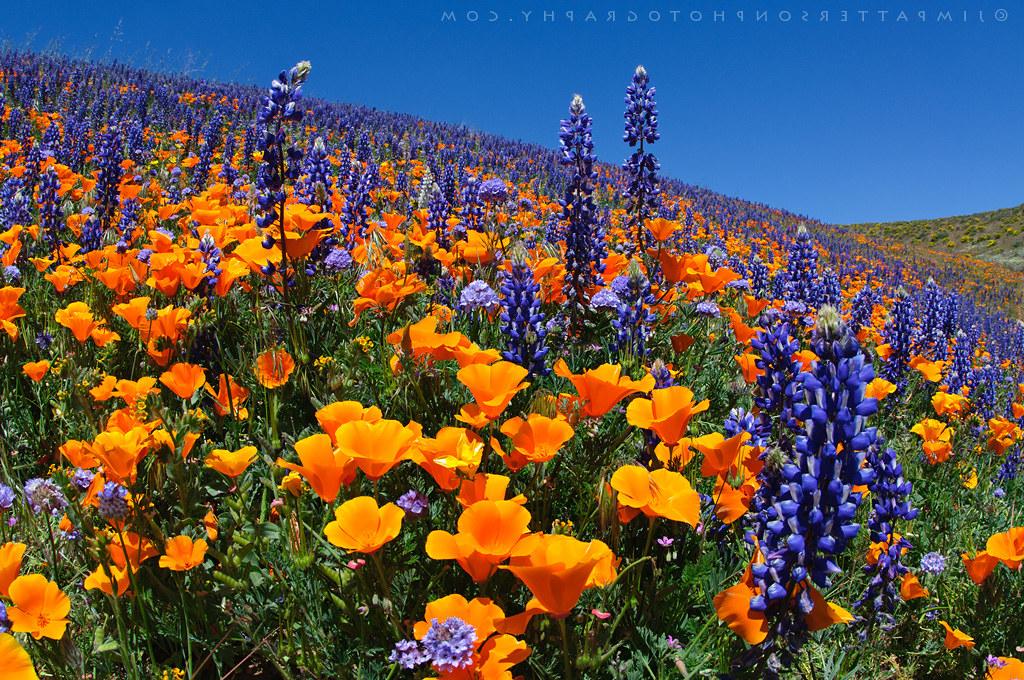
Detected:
left=389, top=639, right=429, bottom=669
left=477, top=177, right=508, bottom=203
left=298, top=137, right=333, bottom=207
left=559, top=95, right=604, bottom=310
left=0, top=484, right=14, bottom=511
left=694, top=301, right=720, bottom=318
left=622, top=65, right=660, bottom=253
left=460, top=175, right=483, bottom=231
left=881, top=288, right=915, bottom=392
left=97, top=482, right=129, bottom=522
left=914, top=279, right=948, bottom=360
left=944, top=330, right=976, bottom=396
left=458, top=280, right=500, bottom=313
left=920, top=552, right=946, bottom=575
left=746, top=308, right=876, bottom=670
left=590, top=287, right=622, bottom=311
left=499, top=251, right=549, bottom=377
left=396, top=490, right=429, bottom=517
left=93, top=126, right=123, bottom=234
left=613, top=263, right=656, bottom=356
left=750, top=313, right=803, bottom=449
left=34, top=332, right=53, bottom=351
left=71, top=468, right=96, bottom=491
left=323, top=248, right=353, bottom=273
left=847, top=285, right=878, bottom=337
left=781, top=225, right=820, bottom=310
left=2, top=265, right=20, bottom=283
left=854, top=442, right=917, bottom=628
left=24, top=478, right=69, bottom=516
left=420, top=617, right=477, bottom=673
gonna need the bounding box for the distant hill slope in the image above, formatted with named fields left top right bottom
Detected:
left=847, top=204, right=1024, bottom=271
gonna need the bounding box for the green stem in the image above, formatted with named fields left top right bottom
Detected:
left=558, top=617, right=574, bottom=680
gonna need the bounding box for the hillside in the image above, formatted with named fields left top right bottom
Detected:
left=848, top=203, right=1024, bottom=271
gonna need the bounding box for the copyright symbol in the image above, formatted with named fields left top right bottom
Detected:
left=994, top=8, right=1008, bottom=21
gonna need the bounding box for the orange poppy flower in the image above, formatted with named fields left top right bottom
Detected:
left=276, top=433, right=356, bottom=503
left=413, top=593, right=529, bottom=641
left=6, top=574, right=71, bottom=640
left=204, top=373, right=251, bottom=418
left=54, top=300, right=99, bottom=342
left=0, top=633, right=38, bottom=680
left=625, top=386, right=709, bottom=446
left=910, top=418, right=954, bottom=464
left=0, top=542, right=26, bottom=597
left=84, top=563, right=131, bottom=597
left=743, top=294, right=772, bottom=318
left=323, top=496, right=404, bottom=554
left=107, top=530, right=159, bottom=571
left=456, top=473, right=528, bottom=508
left=803, top=585, right=855, bottom=631
left=961, top=550, right=1000, bottom=585
left=713, top=572, right=768, bottom=645
left=645, top=217, right=679, bottom=242
left=455, top=403, right=496, bottom=430
left=457, top=361, right=531, bottom=421
left=671, top=333, right=695, bottom=353
left=899, top=572, right=929, bottom=600
left=59, top=439, right=99, bottom=469
left=203, top=509, right=219, bottom=540
left=90, top=427, right=150, bottom=483
left=938, top=621, right=975, bottom=650
left=497, top=415, right=574, bottom=471
left=692, top=432, right=754, bottom=477
left=333, top=418, right=420, bottom=480
left=610, top=465, right=700, bottom=526
left=988, top=657, right=1024, bottom=679
left=254, top=348, right=295, bottom=389
left=159, top=362, right=207, bottom=399
left=315, top=401, right=382, bottom=442
left=426, top=500, right=538, bottom=582
left=909, top=355, right=946, bottom=383
left=985, top=526, right=1024, bottom=568
left=865, top=377, right=897, bottom=401
left=734, top=351, right=765, bottom=384
left=505, top=534, right=618, bottom=618
left=351, top=266, right=426, bottom=321
left=412, top=594, right=532, bottom=677
left=413, top=427, right=484, bottom=488
left=553, top=359, right=654, bottom=418
left=111, top=377, right=160, bottom=407
left=987, top=417, right=1023, bottom=456
left=386, top=315, right=473, bottom=364
left=21, top=361, right=50, bottom=382
left=0, top=286, right=27, bottom=340
left=205, top=446, right=258, bottom=479
left=159, top=536, right=208, bottom=571
left=723, top=307, right=762, bottom=345
left=932, top=391, right=969, bottom=417
left=713, top=474, right=760, bottom=525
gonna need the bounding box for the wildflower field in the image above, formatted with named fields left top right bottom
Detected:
left=0, top=51, right=1022, bottom=680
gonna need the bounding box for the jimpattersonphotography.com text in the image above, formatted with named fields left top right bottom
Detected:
left=441, top=8, right=1010, bottom=24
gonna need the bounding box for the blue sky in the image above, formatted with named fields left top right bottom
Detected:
left=2, top=1, right=1021, bottom=224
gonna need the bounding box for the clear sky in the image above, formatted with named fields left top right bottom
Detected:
left=2, top=1, right=1021, bottom=224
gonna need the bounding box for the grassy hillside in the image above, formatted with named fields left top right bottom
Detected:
left=848, top=203, right=1024, bottom=270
